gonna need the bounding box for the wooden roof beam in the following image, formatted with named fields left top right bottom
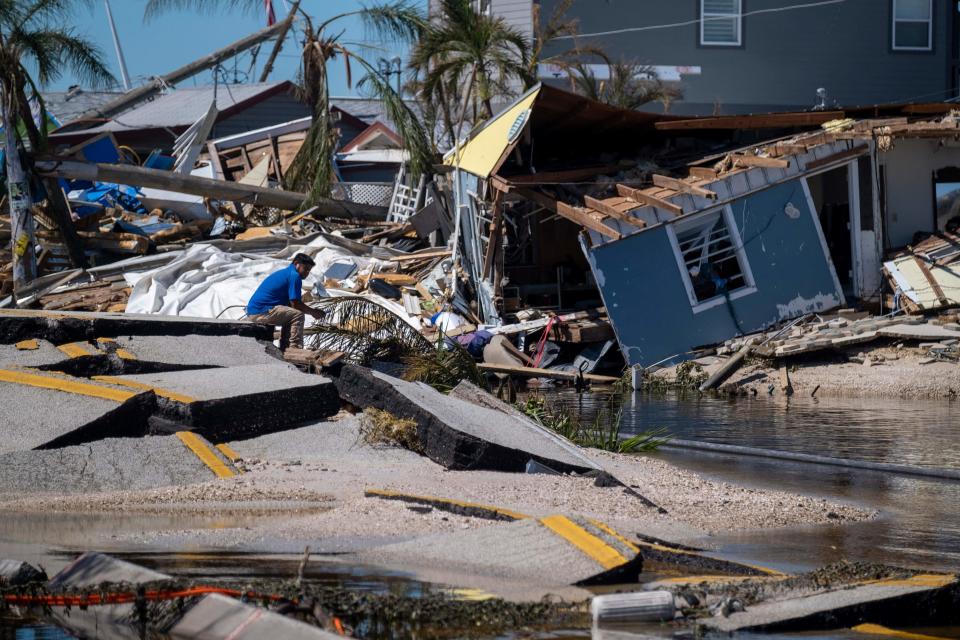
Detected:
left=616, top=184, right=683, bottom=216
left=733, top=154, right=790, bottom=169
left=557, top=202, right=622, bottom=240
left=651, top=174, right=718, bottom=200
left=584, top=196, right=646, bottom=228
left=688, top=166, right=718, bottom=180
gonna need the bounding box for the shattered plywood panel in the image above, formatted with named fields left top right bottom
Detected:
left=884, top=254, right=960, bottom=311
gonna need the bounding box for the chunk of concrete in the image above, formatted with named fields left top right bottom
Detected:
left=110, top=363, right=339, bottom=442
left=449, top=380, right=602, bottom=472
left=0, top=559, right=47, bottom=586
left=169, top=593, right=342, bottom=640
left=0, top=434, right=237, bottom=495
left=878, top=323, right=960, bottom=341
left=701, top=573, right=958, bottom=633
left=0, top=367, right=155, bottom=454
left=336, top=365, right=594, bottom=472
left=0, top=308, right=272, bottom=344
left=360, top=515, right=642, bottom=587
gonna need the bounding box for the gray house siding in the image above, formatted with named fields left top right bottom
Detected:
left=586, top=178, right=843, bottom=367
left=213, top=92, right=311, bottom=139
left=540, top=0, right=954, bottom=114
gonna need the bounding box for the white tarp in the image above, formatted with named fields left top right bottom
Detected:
left=125, top=236, right=410, bottom=324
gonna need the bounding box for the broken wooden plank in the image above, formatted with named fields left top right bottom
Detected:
left=387, top=249, right=452, bottom=263
left=556, top=202, right=621, bottom=239
left=779, top=364, right=793, bottom=395
left=616, top=184, right=683, bottom=216
left=651, top=174, right=718, bottom=200
left=774, top=143, right=809, bottom=156
left=477, top=362, right=619, bottom=384
left=913, top=257, right=950, bottom=306
left=688, top=166, right=718, bottom=180
left=583, top=196, right=645, bottom=228
left=699, top=340, right=755, bottom=391
left=732, top=154, right=790, bottom=169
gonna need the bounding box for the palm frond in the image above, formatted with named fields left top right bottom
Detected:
left=354, top=56, right=433, bottom=181
left=143, top=0, right=261, bottom=22
left=357, top=0, right=425, bottom=44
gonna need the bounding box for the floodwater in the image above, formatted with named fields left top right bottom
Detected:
left=547, top=389, right=960, bottom=574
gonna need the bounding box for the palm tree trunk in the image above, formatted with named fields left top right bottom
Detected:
left=2, top=92, right=37, bottom=293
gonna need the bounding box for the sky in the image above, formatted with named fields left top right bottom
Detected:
left=49, top=0, right=424, bottom=95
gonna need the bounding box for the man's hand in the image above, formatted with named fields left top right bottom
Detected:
left=291, top=299, right=326, bottom=321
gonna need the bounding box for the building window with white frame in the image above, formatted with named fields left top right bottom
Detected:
left=700, top=0, right=742, bottom=46
left=892, top=0, right=932, bottom=50
left=670, top=207, right=755, bottom=310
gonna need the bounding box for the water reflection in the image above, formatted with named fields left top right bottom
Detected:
left=542, top=389, right=960, bottom=573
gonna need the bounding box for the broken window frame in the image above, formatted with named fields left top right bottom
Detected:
left=891, top=0, right=933, bottom=51
left=700, top=0, right=742, bottom=47
left=667, top=205, right=757, bottom=314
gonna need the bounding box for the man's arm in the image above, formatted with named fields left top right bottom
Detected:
left=290, top=299, right=325, bottom=320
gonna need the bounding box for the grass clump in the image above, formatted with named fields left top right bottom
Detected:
left=517, top=395, right=670, bottom=454
left=360, top=408, right=423, bottom=453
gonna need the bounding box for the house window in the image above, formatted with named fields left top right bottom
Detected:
left=670, top=207, right=755, bottom=310
left=471, top=0, right=492, bottom=16
left=701, top=0, right=742, bottom=46
left=892, top=0, right=932, bottom=50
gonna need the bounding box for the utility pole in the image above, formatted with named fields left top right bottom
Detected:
left=103, top=0, right=132, bottom=91
left=259, top=0, right=301, bottom=83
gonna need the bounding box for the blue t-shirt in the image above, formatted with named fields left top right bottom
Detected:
left=247, top=263, right=303, bottom=315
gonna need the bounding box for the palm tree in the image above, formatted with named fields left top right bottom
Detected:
left=145, top=0, right=433, bottom=207
left=527, top=0, right=607, bottom=86
left=1, top=0, right=114, bottom=292
left=410, top=0, right=530, bottom=137
left=569, top=60, right=681, bottom=111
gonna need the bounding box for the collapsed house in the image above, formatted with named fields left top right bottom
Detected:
left=444, top=85, right=960, bottom=368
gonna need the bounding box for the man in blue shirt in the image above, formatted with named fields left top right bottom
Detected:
left=246, top=253, right=326, bottom=351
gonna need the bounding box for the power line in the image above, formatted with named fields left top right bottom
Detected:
left=554, top=0, right=849, bottom=40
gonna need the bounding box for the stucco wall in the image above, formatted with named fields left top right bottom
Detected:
left=879, top=138, right=960, bottom=248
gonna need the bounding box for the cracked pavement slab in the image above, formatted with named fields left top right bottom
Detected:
left=0, top=368, right=155, bottom=453
left=111, top=364, right=340, bottom=441
left=107, top=334, right=282, bottom=368
left=0, top=434, right=231, bottom=494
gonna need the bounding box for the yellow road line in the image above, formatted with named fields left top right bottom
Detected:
left=539, top=515, right=628, bottom=570
left=92, top=375, right=197, bottom=404
left=873, top=574, right=956, bottom=588
left=587, top=518, right=641, bottom=553
left=96, top=338, right=137, bottom=360
left=215, top=443, right=242, bottom=462
left=364, top=488, right=531, bottom=521
left=176, top=432, right=236, bottom=479
left=652, top=575, right=775, bottom=585
left=14, top=339, right=39, bottom=350
left=588, top=520, right=786, bottom=577
left=0, top=369, right=136, bottom=403
left=853, top=624, right=954, bottom=640
left=56, top=342, right=95, bottom=358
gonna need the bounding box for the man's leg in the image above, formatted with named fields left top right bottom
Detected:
left=251, top=305, right=304, bottom=350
